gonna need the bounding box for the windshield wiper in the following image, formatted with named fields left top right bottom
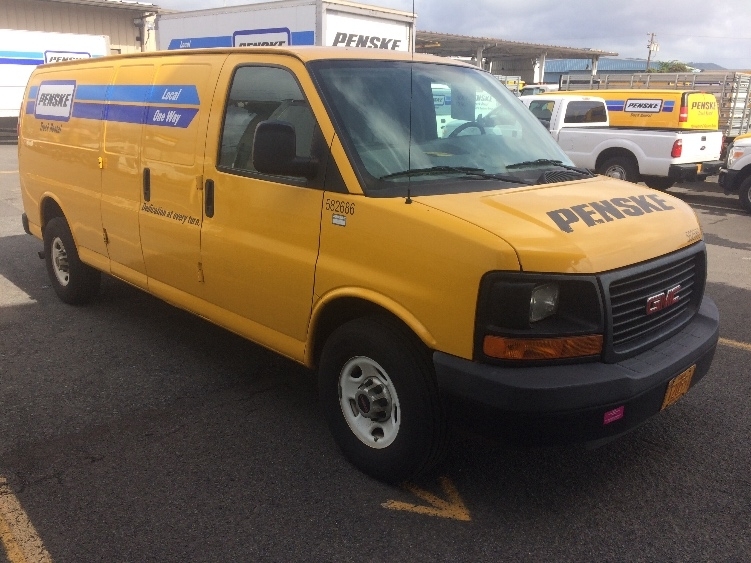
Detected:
left=506, top=159, right=594, bottom=177
left=380, top=166, right=484, bottom=180
left=380, top=166, right=532, bottom=184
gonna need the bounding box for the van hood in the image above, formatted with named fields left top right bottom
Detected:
left=415, top=177, right=702, bottom=273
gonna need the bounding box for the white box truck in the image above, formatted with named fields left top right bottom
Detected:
left=0, top=29, right=109, bottom=140
left=155, top=0, right=416, bottom=52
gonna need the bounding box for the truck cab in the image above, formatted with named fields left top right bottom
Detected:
left=520, top=94, right=608, bottom=138
left=719, top=132, right=751, bottom=212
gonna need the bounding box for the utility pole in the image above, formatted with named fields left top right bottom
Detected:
left=646, top=33, right=659, bottom=71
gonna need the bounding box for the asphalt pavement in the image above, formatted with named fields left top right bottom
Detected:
left=1, top=147, right=750, bottom=562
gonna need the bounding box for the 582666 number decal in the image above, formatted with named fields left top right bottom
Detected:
left=325, top=199, right=355, bottom=215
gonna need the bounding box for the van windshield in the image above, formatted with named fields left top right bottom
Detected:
left=308, top=60, right=576, bottom=196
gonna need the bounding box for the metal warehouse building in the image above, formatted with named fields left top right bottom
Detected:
left=0, top=0, right=158, bottom=54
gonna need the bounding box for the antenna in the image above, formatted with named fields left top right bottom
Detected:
left=404, top=0, right=417, bottom=204
left=406, top=0, right=415, bottom=203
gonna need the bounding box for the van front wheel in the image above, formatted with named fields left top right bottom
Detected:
left=739, top=176, right=751, bottom=213
left=598, top=156, right=639, bottom=183
left=43, top=217, right=101, bottom=305
left=318, top=316, right=447, bottom=483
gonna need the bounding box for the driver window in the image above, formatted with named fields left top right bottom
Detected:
left=219, top=66, right=319, bottom=174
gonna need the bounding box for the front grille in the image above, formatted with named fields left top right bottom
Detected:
left=601, top=244, right=705, bottom=361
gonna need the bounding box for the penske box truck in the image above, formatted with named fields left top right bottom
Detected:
left=156, top=0, right=416, bottom=52
left=18, top=47, right=718, bottom=482
left=0, top=29, right=109, bottom=140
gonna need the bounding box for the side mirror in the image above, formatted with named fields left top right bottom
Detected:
left=253, top=120, right=318, bottom=180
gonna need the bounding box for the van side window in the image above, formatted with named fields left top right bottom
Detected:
left=563, top=101, right=607, bottom=124
left=219, top=66, right=322, bottom=182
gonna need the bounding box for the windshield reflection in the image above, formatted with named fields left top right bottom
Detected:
left=309, top=60, right=575, bottom=196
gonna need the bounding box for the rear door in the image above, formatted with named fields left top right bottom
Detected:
left=685, top=92, right=719, bottom=130
left=100, top=62, right=156, bottom=289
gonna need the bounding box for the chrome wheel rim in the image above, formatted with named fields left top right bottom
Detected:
left=338, top=356, right=400, bottom=449
left=51, top=236, right=70, bottom=286
left=604, top=164, right=627, bottom=180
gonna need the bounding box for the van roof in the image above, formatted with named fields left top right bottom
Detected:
left=41, top=46, right=472, bottom=68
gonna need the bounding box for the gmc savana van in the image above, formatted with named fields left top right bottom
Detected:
left=19, top=48, right=719, bottom=482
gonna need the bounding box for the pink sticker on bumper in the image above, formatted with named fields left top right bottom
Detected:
left=603, top=405, right=625, bottom=425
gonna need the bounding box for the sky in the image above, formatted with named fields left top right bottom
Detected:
left=155, top=0, right=751, bottom=70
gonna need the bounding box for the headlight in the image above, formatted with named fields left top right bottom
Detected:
left=529, top=283, right=559, bottom=322
left=728, top=145, right=745, bottom=167
left=475, top=273, right=604, bottom=363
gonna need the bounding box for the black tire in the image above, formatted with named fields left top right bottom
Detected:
left=739, top=176, right=751, bottom=213
left=643, top=176, right=675, bottom=190
left=43, top=217, right=101, bottom=305
left=318, top=315, right=447, bottom=483
left=597, top=156, right=639, bottom=183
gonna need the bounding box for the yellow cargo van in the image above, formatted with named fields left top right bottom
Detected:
left=18, top=48, right=719, bottom=482
left=554, top=89, right=719, bottom=130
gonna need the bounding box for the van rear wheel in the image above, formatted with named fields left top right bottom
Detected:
left=598, top=156, right=639, bottom=183
left=739, top=176, right=751, bottom=213
left=318, top=316, right=447, bottom=483
left=43, top=217, right=101, bottom=305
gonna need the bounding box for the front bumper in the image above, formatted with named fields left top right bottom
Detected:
left=668, top=160, right=723, bottom=181
left=434, top=296, right=719, bottom=445
left=718, top=167, right=741, bottom=194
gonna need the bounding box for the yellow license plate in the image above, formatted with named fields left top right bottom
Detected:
left=661, top=365, right=696, bottom=410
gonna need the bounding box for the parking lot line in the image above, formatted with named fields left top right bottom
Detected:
left=0, top=477, right=52, bottom=563
left=719, top=337, right=751, bottom=353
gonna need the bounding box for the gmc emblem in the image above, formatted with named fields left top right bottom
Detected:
left=646, top=285, right=681, bottom=315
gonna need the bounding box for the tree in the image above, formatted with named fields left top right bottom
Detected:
left=648, top=60, right=695, bottom=73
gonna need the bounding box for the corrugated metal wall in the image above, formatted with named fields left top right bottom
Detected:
left=0, top=0, right=147, bottom=54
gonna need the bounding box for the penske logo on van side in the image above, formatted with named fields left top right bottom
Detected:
left=28, top=82, right=200, bottom=129
left=624, top=99, right=663, bottom=113
left=34, top=81, right=76, bottom=121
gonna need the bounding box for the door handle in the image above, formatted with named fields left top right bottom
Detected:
left=143, top=167, right=151, bottom=202
left=205, top=178, right=214, bottom=218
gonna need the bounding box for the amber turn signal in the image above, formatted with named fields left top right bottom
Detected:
left=483, top=334, right=603, bottom=360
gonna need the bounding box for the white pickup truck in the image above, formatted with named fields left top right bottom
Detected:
left=718, top=132, right=751, bottom=212
left=519, top=95, right=724, bottom=190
